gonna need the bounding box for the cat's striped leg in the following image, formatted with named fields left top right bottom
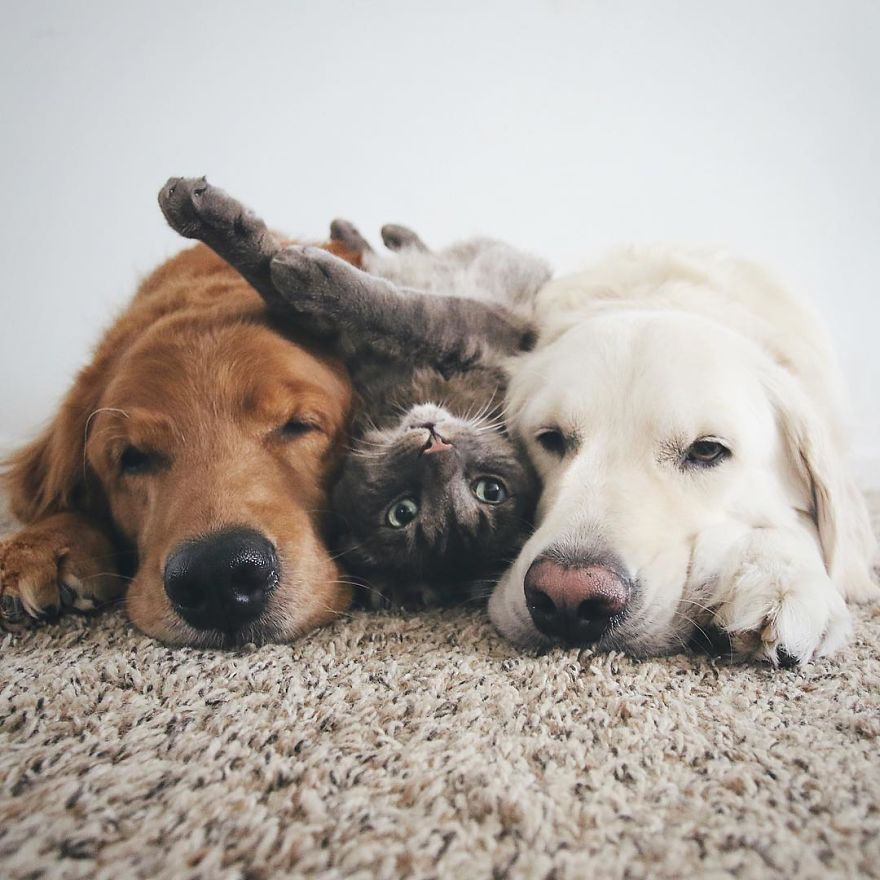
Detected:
left=269, top=245, right=535, bottom=365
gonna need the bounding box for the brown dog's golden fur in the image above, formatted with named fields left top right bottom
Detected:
left=1, top=242, right=358, bottom=645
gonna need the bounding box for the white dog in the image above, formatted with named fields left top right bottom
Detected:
left=489, top=246, right=877, bottom=665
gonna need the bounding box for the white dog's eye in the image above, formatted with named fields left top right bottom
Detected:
left=535, top=428, right=568, bottom=457
left=685, top=438, right=731, bottom=467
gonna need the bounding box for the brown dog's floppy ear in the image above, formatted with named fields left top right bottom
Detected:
left=769, top=370, right=842, bottom=572
left=2, top=363, right=105, bottom=523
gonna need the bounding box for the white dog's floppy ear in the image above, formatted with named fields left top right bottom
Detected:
left=767, top=370, right=842, bottom=572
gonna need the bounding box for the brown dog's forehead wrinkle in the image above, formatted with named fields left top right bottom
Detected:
left=89, top=406, right=184, bottom=457
left=99, top=318, right=350, bottom=441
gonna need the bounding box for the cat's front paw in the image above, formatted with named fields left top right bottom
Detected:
left=158, top=176, right=265, bottom=242
left=711, top=549, right=851, bottom=666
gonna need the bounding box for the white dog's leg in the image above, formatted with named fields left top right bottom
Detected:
left=706, top=527, right=852, bottom=666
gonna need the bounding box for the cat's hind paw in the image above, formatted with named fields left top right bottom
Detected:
left=330, top=218, right=373, bottom=256
left=381, top=223, right=429, bottom=253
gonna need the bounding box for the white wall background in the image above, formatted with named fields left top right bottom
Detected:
left=1, top=0, right=878, bottom=485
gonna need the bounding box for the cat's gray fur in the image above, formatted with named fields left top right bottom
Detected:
left=158, top=177, right=550, bottom=607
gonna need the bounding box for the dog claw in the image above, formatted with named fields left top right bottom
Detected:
left=0, top=594, right=24, bottom=622
left=59, top=583, right=76, bottom=607
left=775, top=647, right=800, bottom=669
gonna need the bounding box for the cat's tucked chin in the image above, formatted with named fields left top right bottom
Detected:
left=401, top=403, right=453, bottom=431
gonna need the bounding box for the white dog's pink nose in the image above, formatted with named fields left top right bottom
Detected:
left=524, top=557, right=631, bottom=644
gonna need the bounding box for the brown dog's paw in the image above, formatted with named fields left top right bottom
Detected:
left=0, top=518, right=121, bottom=629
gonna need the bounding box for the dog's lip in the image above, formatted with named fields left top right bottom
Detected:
left=533, top=609, right=632, bottom=649
left=182, top=617, right=280, bottom=650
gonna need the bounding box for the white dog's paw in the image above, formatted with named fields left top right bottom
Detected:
left=712, top=552, right=852, bottom=667
left=842, top=568, right=880, bottom=604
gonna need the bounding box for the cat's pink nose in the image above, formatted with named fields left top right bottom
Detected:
left=420, top=426, right=453, bottom=455
left=422, top=435, right=453, bottom=455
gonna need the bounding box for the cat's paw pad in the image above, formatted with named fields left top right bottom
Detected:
left=381, top=223, right=428, bottom=252
left=329, top=218, right=372, bottom=255
left=159, top=176, right=262, bottom=240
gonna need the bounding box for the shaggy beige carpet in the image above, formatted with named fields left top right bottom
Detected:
left=1, top=499, right=879, bottom=880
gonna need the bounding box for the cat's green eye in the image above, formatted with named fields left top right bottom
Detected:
left=387, top=497, right=419, bottom=528
left=472, top=477, right=508, bottom=505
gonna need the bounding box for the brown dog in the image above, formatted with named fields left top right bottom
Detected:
left=0, top=240, right=359, bottom=646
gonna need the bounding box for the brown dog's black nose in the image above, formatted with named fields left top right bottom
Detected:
left=524, top=556, right=631, bottom=644
left=164, top=527, right=279, bottom=633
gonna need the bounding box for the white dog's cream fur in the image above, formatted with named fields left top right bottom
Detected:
left=489, top=246, right=878, bottom=664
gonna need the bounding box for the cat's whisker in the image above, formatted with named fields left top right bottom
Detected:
left=354, top=583, right=392, bottom=602
left=472, top=419, right=506, bottom=434
left=327, top=543, right=366, bottom=562
left=474, top=411, right=503, bottom=425
left=357, top=413, right=383, bottom=436
left=352, top=437, right=391, bottom=448
left=459, top=400, right=477, bottom=423
left=94, top=596, right=129, bottom=611
left=78, top=571, right=135, bottom=584
left=476, top=388, right=501, bottom=422
left=303, top=507, right=337, bottom=518
left=500, top=395, right=530, bottom=423
left=470, top=395, right=495, bottom=424
left=670, top=609, right=713, bottom=649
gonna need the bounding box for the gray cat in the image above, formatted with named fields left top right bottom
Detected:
left=158, top=177, right=550, bottom=608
